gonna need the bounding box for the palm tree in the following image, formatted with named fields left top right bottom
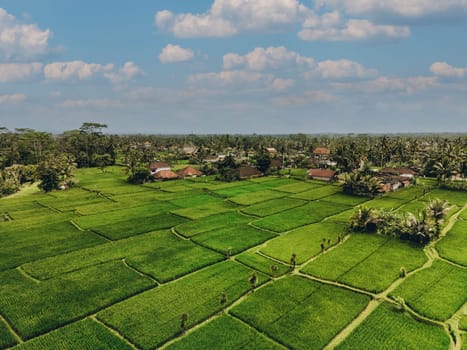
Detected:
left=249, top=273, right=257, bottom=292
left=426, top=199, right=450, bottom=236
left=290, top=253, right=297, bottom=269
left=348, top=206, right=377, bottom=232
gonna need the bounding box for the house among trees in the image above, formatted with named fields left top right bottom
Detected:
left=236, top=166, right=262, bottom=180
left=153, top=170, right=179, bottom=181
left=265, top=147, right=277, bottom=154
left=377, top=167, right=416, bottom=192
left=313, top=147, right=332, bottom=168
left=177, top=166, right=202, bottom=178
left=308, top=168, right=336, bottom=182
left=148, top=162, right=171, bottom=175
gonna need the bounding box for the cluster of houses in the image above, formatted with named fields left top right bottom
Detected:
left=149, top=162, right=202, bottom=181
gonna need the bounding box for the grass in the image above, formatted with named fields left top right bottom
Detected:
left=0, top=318, right=17, bottom=349
left=171, top=201, right=238, bottom=220
left=166, top=315, right=283, bottom=350
left=0, top=221, right=106, bottom=270
left=260, top=221, right=346, bottom=264
left=364, top=197, right=407, bottom=210
left=274, top=181, right=323, bottom=194
left=169, top=193, right=223, bottom=208
left=320, top=193, right=370, bottom=207
left=230, top=276, right=370, bottom=350
left=391, top=260, right=467, bottom=321
left=422, top=189, right=467, bottom=207
left=11, top=318, right=133, bottom=350
left=290, top=185, right=341, bottom=201
left=0, top=260, right=154, bottom=339
left=386, top=186, right=429, bottom=201
left=302, top=234, right=427, bottom=293
left=229, top=189, right=287, bottom=205
left=174, top=211, right=250, bottom=237
left=253, top=201, right=349, bottom=232
left=191, top=224, right=277, bottom=255
left=336, top=303, right=450, bottom=350
left=97, top=261, right=268, bottom=350
left=241, top=198, right=307, bottom=217
left=436, top=220, right=467, bottom=266
left=23, top=230, right=223, bottom=282
left=235, top=252, right=290, bottom=277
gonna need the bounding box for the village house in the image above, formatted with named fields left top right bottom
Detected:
left=153, top=170, right=179, bottom=181
left=308, top=168, right=336, bottom=182
left=148, top=161, right=171, bottom=175
left=236, top=166, right=262, bottom=180
left=312, top=147, right=332, bottom=168
left=177, top=166, right=202, bottom=178
left=265, top=147, right=277, bottom=155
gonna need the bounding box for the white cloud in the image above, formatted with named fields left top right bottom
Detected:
left=430, top=62, right=467, bottom=78
left=0, top=8, right=51, bottom=59
left=272, top=78, right=295, bottom=92
left=332, top=76, right=438, bottom=94
left=315, top=59, right=377, bottom=78
left=272, top=90, right=336, bottom=105
left=60, top=98, right=121, bottom=108
left=299, top=19, right=410, bottom=41
left=0, top=93, right=26, bottom=104
left=155, top=0, right=309, bottom=38
left=159, top=44, right=194, bottom=64
left=223, top=46, right=313, bottom=70
left=104, top=61, right=142, bottom=84
left=0, top=62, right=42, bottom=82
left=44, top=61, right=114, bottom=81
left=316, top=0, right=467, bottom=19
left=188, top=70, right=271, bottom=87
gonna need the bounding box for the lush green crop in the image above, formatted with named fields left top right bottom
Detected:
left=302, top=234, right=426, bottom=292
left=436, top=220, right=467, bottom=266
left=169, top=193, right=223, bottom=208
left=192, top=224, right=276, bottom=255
left=364, top=197, right=407, bottom=210
left=235, top=252, right=289, bottom=277
left=274, top=181, right=323, bottom=194
left=23, top=230, right=223, bottom=282
left=0, top=261, right=154, bottom=339
left=0, top=318, right=17, bottom=349
left=97, top=261, right=268, bottom=349
left=320, top=193, right=370, bottom=207
left=174, top=211, right=250, bottom=237
left=336, top=303, right=450, bottom=350
left=290, top=185, right=341, bottom=200
left=166, top=315, right=283, bottom=350
left=391, top=260, right=467, bottom=321
left=229, top=189, right=287, bottom=205
left=0, top=221, right=106, bottom=270
left=241, top=197, right=307, bottom=217
left=12, top=319, right=133, bottom=350
left=422, top=189, right=467, bottom=207
left=253, top=201, right=348, bottom=232
left=260, top=221, right=345, bottom=264
left=230, top=276, right=370, bottom=350
left=171, top=201, right=238, bottom=219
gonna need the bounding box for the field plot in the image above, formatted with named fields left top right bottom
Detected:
left=253, top=201, right=348, bottom=232
left=230, top=276, right=370, bottom=350
left=235, top=251, right=290, bottom=277
left=364, top=197, right=407, bottom=210
left=213, top=183, right=272, bottom=197
left=386, top=186, right=429, bottom=201
left=23, top=230, right=223, bottom=282
left=169, top=193, right=223, bottom=208
left=326, top=209, right=354, bottom=223
left=174, top=211, right=250, bottom=237
left=421, top=189, right=467, bottom=207
left=97, top=261, right=268, bottom=349
left=0, top=221, right=105, bottom=270
left=391, top=260, right=467, bottom=321
left=37, top=188, right=112, bottom=211
left=241, top=198, right=306, bottom=217
left=436, top=220, right=467, bottom=266
left=260, top=221, right=345, bottom=264
left=171, top=201, right=238, bottom=220
left=192, top=224, right=276, bottom=255
left=0, top=318, right=17, bottom=349
left=336, top=303, right=450, bottom=350
left=320, top=193, right=370, bottom=207
left=12, top=319, right=132, bottom=350
left=0, top=261, right=154, bottom=339
left=302, top=234, right=426, bottom=292
left=166, top=315, right=283, bottom=350
left=290, top=185, right=341, bottom=201
left=274, top=180, right=323, bottom=194
left=229, top=189, right=287, bottom=206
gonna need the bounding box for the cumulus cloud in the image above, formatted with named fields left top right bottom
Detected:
left=299, top=18, right=410, bottom=41
left=315, top=0, right=467, bottom=19
left=155, top=0, right=309, bottom=38
left=60, top=98, right=121, bottom=108
left=44, top=61, right=114, bottom=81
left=272, top=90, right=336, bottom=105
left=430, top=62, right=467, bottom=78
left=0, top=93, right=26, bottom=104
left=0, top=62, right=42, bottom=82
left=159, top=44, right=194, bottom=63
left=314, top=59, right=377, bottom=78
left=0, top=8, right=51, bottom=60
left=223, top=46, right=313, bottom=70
left=104, top=61, right=142, bottom=84
left=272, top=78, right=295, bottom=92
left=188, top=70, right=271, bottom=87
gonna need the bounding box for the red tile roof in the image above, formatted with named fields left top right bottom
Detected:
left=308, top=169, right=336, bottom=178
left=177, top=166, right=202, bottom=177
left=313, top=147, right=331, bottom=155
left=153, top=170, right=179, bottom=180
left=149, top=161, right=170, bottom=169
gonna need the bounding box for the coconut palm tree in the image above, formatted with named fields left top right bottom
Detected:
left=426, top=198, right=450, bottom=236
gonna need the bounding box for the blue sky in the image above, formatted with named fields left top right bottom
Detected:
left=1, top=0, right=467, bottom=134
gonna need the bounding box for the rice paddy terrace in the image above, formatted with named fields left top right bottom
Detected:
left=0, top=166, right=466, bottom=350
